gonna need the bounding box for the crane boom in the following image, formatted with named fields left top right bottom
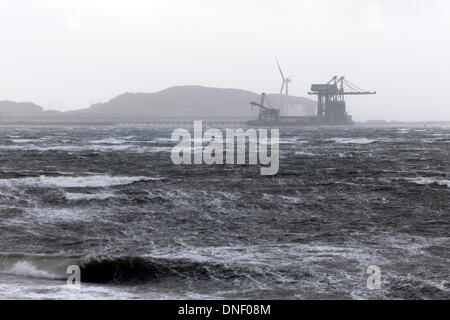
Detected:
left=250, top=101, right=270, bottom=111
left=309, top=91, right=377, bottom=96
left=341, top=91, right=376, bottom=95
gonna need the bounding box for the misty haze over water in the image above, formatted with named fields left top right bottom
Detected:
left=1, top=0, right=450, bottom=122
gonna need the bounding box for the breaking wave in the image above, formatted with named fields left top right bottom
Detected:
left=4, top=261, right=62, bottom=280
left=0, top=175, right=161, bottom=188
left=64, top=192, right=116, bottom=201
left=295, top=151, right=316, bottom=156
left=0, top=145, right=173, bottom=153
left=330, top=138, right=376, bottom=144
left=404, top=177, right=450, bottom=188
left=89, top=138, right=128, bottom=144
left=78, top=257, right=242, bottom=284
left=0, top=255, right=251, bottom=284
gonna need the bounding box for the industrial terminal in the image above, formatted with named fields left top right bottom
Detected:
left=247, top=60, right=376, bottom=126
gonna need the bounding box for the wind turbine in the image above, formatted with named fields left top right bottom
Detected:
left=275, top=58, right=292, bottom=116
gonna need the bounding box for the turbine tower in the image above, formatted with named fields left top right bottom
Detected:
left=275, top=58, right=292, bottom=116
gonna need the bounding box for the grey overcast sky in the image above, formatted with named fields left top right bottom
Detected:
left=1, top=0, right=449, bottom=121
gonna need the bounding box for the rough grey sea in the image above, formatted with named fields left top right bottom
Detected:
left=0, top=124, right=448, bottom=299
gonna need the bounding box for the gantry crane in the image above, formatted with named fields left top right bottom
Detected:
left=250, top=93, right=280, bottom=122
left=308, top=76, right=376, bottom=124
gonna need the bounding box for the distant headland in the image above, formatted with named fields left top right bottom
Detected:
left=0, top=85, right=316, bottom=123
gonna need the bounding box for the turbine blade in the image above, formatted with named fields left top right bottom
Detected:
left=275, top=57, right=285, bottom=80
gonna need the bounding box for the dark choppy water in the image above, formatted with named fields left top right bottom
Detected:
left=0, top=124, right=449, bottom=299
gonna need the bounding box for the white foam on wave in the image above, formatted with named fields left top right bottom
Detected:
left=281, top=195, right=303, bottom=204
left=89, top=138, right=127, bottom=144
left=155, top=137, right=175, bottom=142
left=146, top=243, right=388, bottom=271
left=0, top=175, right=161, bottom=188
left=25, top=207, right=97, bottom=222
left=295, top=151, right=316, bottom=156
left=0, top=273, right=158, bottom=300
left=331, top=138, right=375, bottom=144
left=0, top=144, right=173, bottom=153
left=404, top=177, right=450, bottom=187
left=64, top=192, right=116, bottom=201
left=279, top=138, right=308, bottom=145
left=11, top=138, right=43, bottom=143
left=429, top=133, right=450, bottom=137
left=257, top=138, right=307, bottom=145
left=5, top=261, right=62, bottom=280
left=145, top=146, right=173, bottom=153
left=0, top=144, right=133, bottom=151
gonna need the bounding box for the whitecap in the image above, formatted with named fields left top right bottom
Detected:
left=0, top=144, right=172, bottom=153
left=89, top=138, right=127, bottom=145
left=0, top=175, right=162, bottom=188
left=64, top=192, right=116, bottom=201
left=404, top=177, right=450, bottom=187
left=295, top=151, right=316, bottom=156
left=4, top=261, right=62, bottom=280
left=331, top=138, right=375, bottom=144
